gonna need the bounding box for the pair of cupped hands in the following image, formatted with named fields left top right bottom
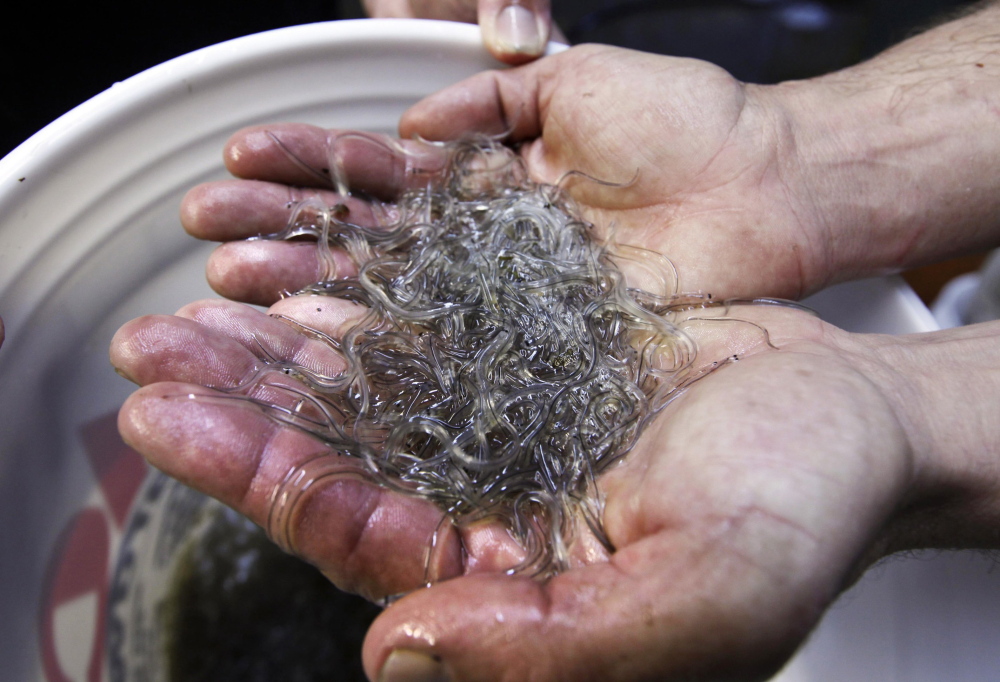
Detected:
left=111, top=5, right=1000, bottom=681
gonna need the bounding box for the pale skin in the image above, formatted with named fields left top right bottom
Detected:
left=112, top=4, right=1000, bottom=681
left=363, top=0, right=560, bottom=64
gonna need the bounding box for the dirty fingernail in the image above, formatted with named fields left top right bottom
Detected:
left=494, top=4, right=543, bottom=55
left=379, top=649, right=451, bottom=682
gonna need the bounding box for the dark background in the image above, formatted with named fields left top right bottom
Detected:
left=0, top=0, right=982, bottom=297
left=1, top=0, right=979, bottom=158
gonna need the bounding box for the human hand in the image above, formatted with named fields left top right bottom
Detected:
left=369, top=0, right=1000, bottom=299
left=195, top=4, right=1000, bottom=300
left=186, top=19, right=1000, bottom=306
left=113, top=293, right=1000, bottom=681
left=184, top=46, right=832, bottom=305
left=207, top=0, right=1000, bottom=306
left=363, top=0, right=558, bottom=65
left=397, top=36, right=1000, bottom=300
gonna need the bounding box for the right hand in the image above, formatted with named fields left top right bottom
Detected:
left=112, top=286, right=1000, bottom=681
left=363, top=0, right=557, bottom=64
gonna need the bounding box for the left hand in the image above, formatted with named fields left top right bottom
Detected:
left=184, top=47, right=830, bottom=306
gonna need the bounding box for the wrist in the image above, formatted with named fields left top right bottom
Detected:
left=762, top=7, right=1000, bottom=290
left=859, top=321, right=1000, bottom=553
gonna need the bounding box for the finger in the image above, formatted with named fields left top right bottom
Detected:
left=185, top=179, right=393, bottom=305
left=367, top=0, right=479, bottom=22
left=362, top=0, right=554, bottom=65
left=110, top=306, right=349, bottom=450
left=111, top=308, right=262, bottom=388
left=478, top=0, right=551, bottom=65
left=177, top=297, right=370, bottom=371
left=181, top=179, right=378, bottom=242
left=266, top=294, right=371, bottom=338
left=399, top=55, right=553, bottom=142
left=223, top=124, right=450, bottom=199
left=362, top=0, right=418, bottom=18
left=110, top=299, right=354, bottom=387
left=118, top=382, right=466, bottom=599
left=205, top=241, right=353, bottom=306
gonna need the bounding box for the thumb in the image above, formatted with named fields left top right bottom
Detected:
left=477, top=0, right=553, bottom=64
left=362, top=0, right=419, bottom=18
left=363, top=0, right=558, bottom=64
left=363, top=0, right=478, bottom=23
left=399, top=54, right=560, bottom=141
left=361, top=547, right=811, bottom=682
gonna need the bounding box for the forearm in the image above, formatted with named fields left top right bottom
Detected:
left=772, top=2, right=1000, bottom=287
left=861, top=319, right=1000, bottom=553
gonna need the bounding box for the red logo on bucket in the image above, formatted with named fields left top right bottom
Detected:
left=39, top=510, right=109, bottom=682
left=39, top=413, right=147, bottom=682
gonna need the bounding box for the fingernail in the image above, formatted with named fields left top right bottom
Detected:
left=494, top=4, right=543, bottom=55
left=113, top=365, right=135, bottom=383
left=379, top=649, right=450, bottom=682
